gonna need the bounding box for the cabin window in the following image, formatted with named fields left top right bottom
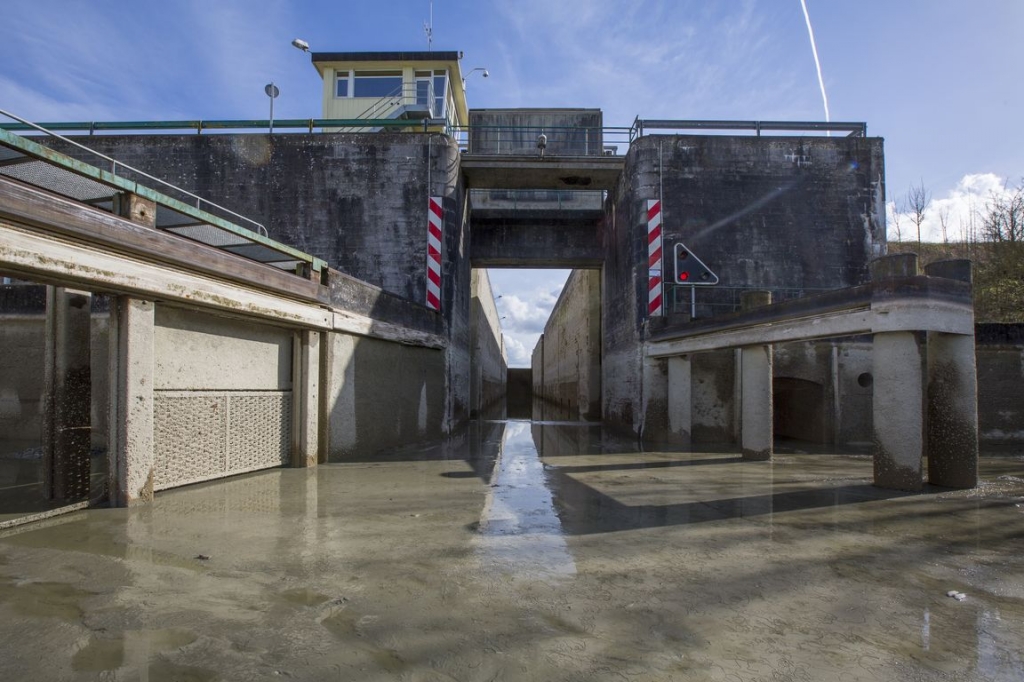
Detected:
left=352, top=71, right=403, bottom=98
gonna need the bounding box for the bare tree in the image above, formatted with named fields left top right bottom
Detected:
left=907, top=182, right=930, bottom=247
left=938, top=205, right=950, bottom=245
left=887, top=197, right=905, bottom=244
left=984, top=178, right=1024, bottom=242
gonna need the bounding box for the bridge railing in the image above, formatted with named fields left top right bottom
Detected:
left=0, top=117, right=444, bottom=136
left=665, top=283, right=845, bottom=320
left=450, top=125, right=633, bottom=156
left=630, top=118, right=868, bottom=141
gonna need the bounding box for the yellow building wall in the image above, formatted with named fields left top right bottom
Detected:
left=316, top=59, right=468, bottom=129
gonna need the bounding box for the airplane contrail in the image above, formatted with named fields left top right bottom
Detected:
left=799, top=0, right=831, bottom=133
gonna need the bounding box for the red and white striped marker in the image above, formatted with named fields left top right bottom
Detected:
left=426, top=196, right=444, bottom=311
left=647, top=199, right=663, bottom=317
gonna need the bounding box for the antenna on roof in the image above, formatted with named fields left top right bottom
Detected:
left=424, top=0, right=433, bottom=51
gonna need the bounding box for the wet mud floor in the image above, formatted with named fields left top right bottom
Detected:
left=1, top=420, right=1023, bottom=681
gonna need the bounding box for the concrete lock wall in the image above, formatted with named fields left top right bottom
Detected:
left=152, top=305, right=294, bottom=489
left=531, top=269, right=602, bottom=421
left=469, top=269, right=507, bottom=419
left=975, top=324, right=1024, bottom=448
left=603, top=134, right=886, bottom=439
left=49, top=132, right=475, bottom=433
left=324, top=334, right=446, bottom=460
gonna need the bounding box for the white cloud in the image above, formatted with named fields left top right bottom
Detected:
left=502, top=335, right=537, bottom=368
left=887, top=173, right=1014, bottom=243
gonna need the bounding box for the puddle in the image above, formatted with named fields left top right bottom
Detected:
left=0, top=578, right=94, bottom=621
left=279, top=587, right=330, bottom=607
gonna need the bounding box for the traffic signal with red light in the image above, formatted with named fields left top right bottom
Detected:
left=674, top=243, right=718, bottom=285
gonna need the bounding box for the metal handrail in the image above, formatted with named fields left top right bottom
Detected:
left=450, top=124, right=633, bottom=155
left=353, top=80, right=439, bottom=120
left=630, top=118, right=868, bottom=141
left=0, top=117, right=442, bottom=135
left=0, top=108, right=270, bottom=236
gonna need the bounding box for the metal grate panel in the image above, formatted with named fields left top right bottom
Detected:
left=153, top=391, right=291, bottom=491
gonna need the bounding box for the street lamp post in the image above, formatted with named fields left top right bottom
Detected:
left=265, top=82, right=280, bottom=133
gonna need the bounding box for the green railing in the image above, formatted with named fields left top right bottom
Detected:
left=0, top=117, right=446, bottom=135
left=0, top=109, right=326, bottom=275
left=630, top=118, right=868, bottom=141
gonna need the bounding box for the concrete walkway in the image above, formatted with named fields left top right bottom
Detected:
left=1, top=421, right=1023, bottom=681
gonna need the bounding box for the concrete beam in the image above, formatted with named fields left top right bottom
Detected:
left=0, top=221, right=332, bottom=330
left=470, top=220, right=605, bottom=268
left=646, top=278, right=974, bottom=358
left=460, top=154, right=623, bottom=191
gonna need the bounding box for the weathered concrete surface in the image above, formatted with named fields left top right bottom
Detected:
left=603, top=134, right=885, bottom=437
left=45, top=133, right=475, bottom=431
left=108, top=297, right=155, bottom=506
left=666, top=356, right=692, bottom=446
left=976, top=324, right=1024, bottom=449
left=467, top=108, right=605, bottom=156
left=873, top=331, right=924, bottom=491
left=532, top=270, right=602, bottom=421
left=927, top=332, right=979, bottom=488
left=505, top=368, right=532, bottom=419
left=324, top=333, right=446, bottom=460
left=740, top=344, right=773, bottom=461
left=1, top=422, right=1023, bottom=681
left=772, top=341, right=836, bottom=444
left=469, top=270, right=507, bottom=418
left=469, top=213, right=605, bottom=267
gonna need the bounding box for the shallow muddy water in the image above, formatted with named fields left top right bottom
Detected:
left=1, top=420, right=1023, bottom=680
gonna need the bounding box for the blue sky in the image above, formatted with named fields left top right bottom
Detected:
left=2, top=0, right=1021, bottom=365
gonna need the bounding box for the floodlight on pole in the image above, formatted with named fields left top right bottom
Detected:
left=462, top=67, right=490, bottom=88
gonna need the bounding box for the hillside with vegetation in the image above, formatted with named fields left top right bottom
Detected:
left=888, top=179, right=1023, bottom=323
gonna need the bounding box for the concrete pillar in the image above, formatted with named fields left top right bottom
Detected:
left=108, top=297, right=155, bottom=506
left=870, top=252, right=919, bottom=279
left=872, top=331, right=923, bottom=491
left=921, top=258, right=979, bottom=489
left=667, top=355, right=692, bottom=447
left=740, top=344, right=773, bottom=461
left=926, top=332, right=979, bottom=488
left=292, top=329, right=320, bottom=468
left=43, top=287, right=93, bottom=502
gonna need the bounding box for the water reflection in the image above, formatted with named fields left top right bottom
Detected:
left=473, top=421, right=576, bottom=577
left=0, top=282, right=108, bottom=526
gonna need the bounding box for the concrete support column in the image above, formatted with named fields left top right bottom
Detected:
left=292, top=329, right=320, bottom=468
left=740, top=344, right=773, bottom=461
left=108, top=297, right=155, bottom=506
left=667, top=355, right=692, bottom=448
left=926, top=332, right=979, bottom=488
left=43, top=287, right=93, bottom=502
left=872, top=331, right=923, bottom=491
